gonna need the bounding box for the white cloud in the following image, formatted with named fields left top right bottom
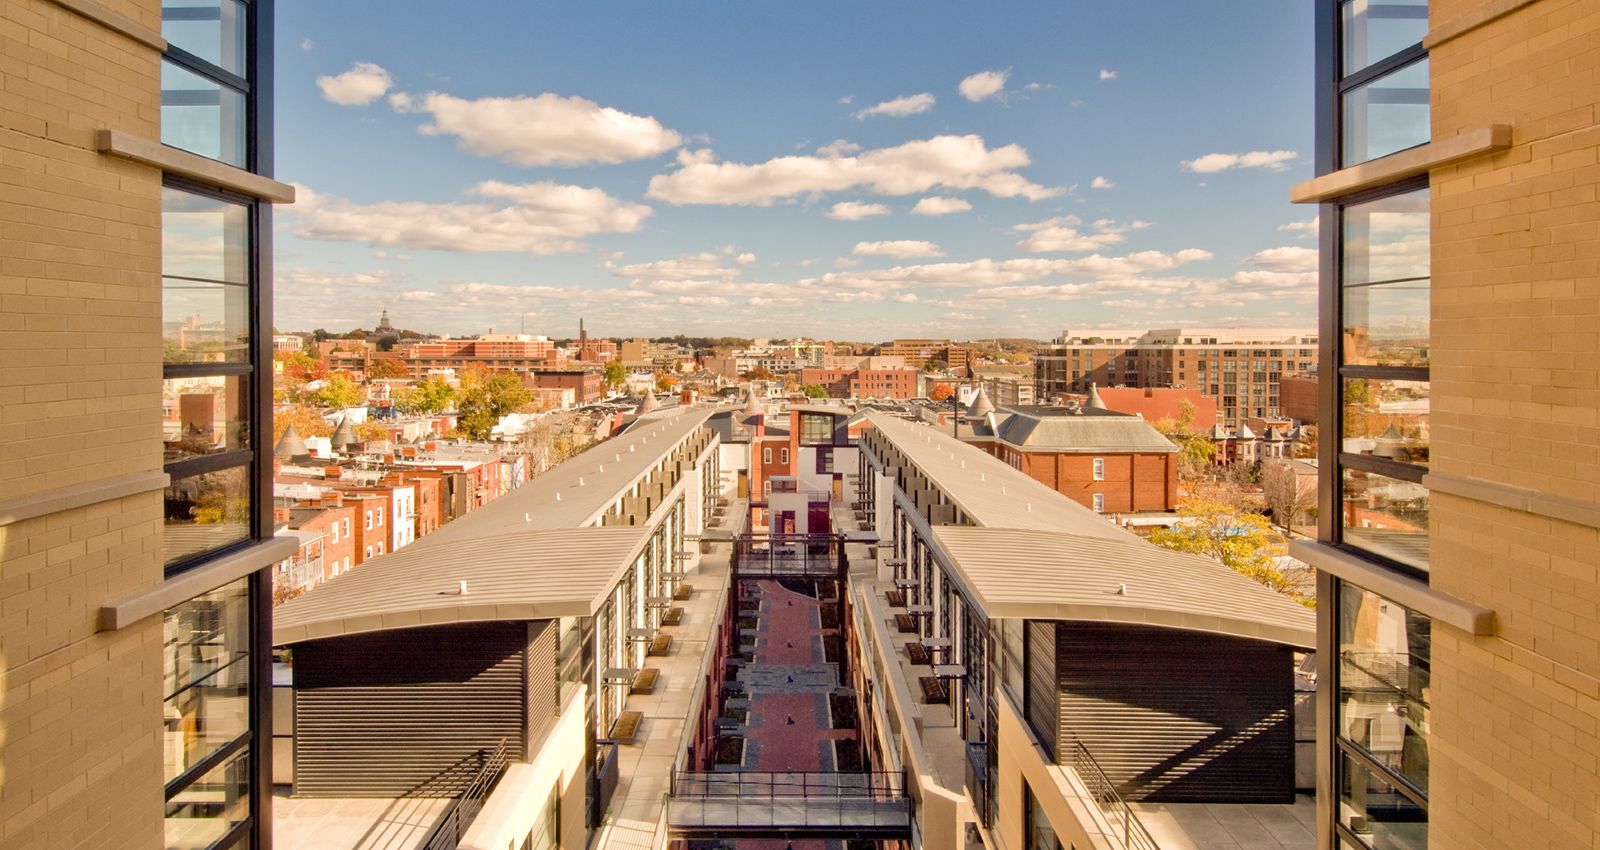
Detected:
left=648, top=134, right=1061, bottom=206
left=395, top=91, right=681, bottom=166
left=1098, top=69, right=1118, bottom=80
left=910, top=197, right=972, bottom=216
left=1013, top=216, right=1148, bottom=253
left=1182, top=150, right=1298, bottom=173
left=287, top=181, right=652, bottom=255
left=826, top=201, right=891, bottom=221
left=317, top=62, right=393, bottom=106
left=817, top=140, right=862, bottom=157
left=1090, top=176, right=1115, bottom=189
left=959, top=70, right=1009, bottom=102
left=1279, top=216, right=1319, bottom=235
left=1023, top=82, right=1043, bottom=91
left=853, top=240, right=947, bottom=259
left=837, top=95, right=854, bottom=105
left=1243, top=245, right=1318, bottom=272
left=805, top=249, right=1212, bottom=290
left=854, top=93, right=936, bottom=119
left=300, top=38, right=313, bottom=52
left=737, top=252, right=756, bottom=265
left=609, top=252, right=741, bottom=282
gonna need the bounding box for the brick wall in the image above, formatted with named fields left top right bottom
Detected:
left=1014, top=451, right=1177, bottom=513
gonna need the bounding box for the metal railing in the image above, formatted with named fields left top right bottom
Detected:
left=590, top=740, right=620, bottom=827
left=732, top=533, right=847, bottom=578
left=418, top=739, right=510, bottom=850
left=667, top=769, right=911, bottom=833
left=1069, top=738, right=1161, bottom=850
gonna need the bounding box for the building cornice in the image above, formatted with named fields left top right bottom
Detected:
left=96, top=129, right=296, bottom=203
left=100, top=537, right=298, bottom=631
left=0, top=470, right=168, bottom=527
left=1288, top=540, right=1495, bottom=635
left=1290, top=125, right=1512, bottom=204
left=43, top=0, right=165, bottom=51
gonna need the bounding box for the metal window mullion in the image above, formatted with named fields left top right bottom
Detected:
left=163, top=729, right=251, bottom=799
left=163, top=362, right=254, bottom=379
left=1336, top=736, right=1429, bottom=808
left=162, top=45, right=251, bottom=95
left=1337, top=451, right=1427, bottom=483
left=165, top=448, right=254, bottom=480
left=1337, top=364, right=1429, bottom=382
left=1337, top=43, right=1427, bottom=92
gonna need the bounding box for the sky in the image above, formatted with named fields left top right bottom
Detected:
left=273, top=1, right=1319, bottom=342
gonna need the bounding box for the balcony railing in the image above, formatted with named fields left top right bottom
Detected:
left=1069, top=737, right=1160, bottom=850
left=732, top=534, right=847, bottom=579
left=667, top=769, right=911, bottom=835
left=418, top=739, right=510, bottom=850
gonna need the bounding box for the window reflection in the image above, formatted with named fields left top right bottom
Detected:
left=1338, top=750, right=1428, bottom=850
left=163, top=187, right=250, bottom=363
left=162, top=0, right=247, bottom=76
left=1342, top=467, right=1429, bottom=570
left=165, top=746, right=251, bottom=850
left=1341, top=0, right=1428, bottom=76
left=163, top=375, right=250, bottom=461
left=1342, top=378, right=1428, bottom=465
left=164, top=577, right=251, bottom=782
left=1343, top=58, right=1429, bottom=164
left=1343, top=188, right=1429, bottom=367
left=1338, top=584, right=1430, bottom=791
left=161, top=60, right=246, bottom=166
left=165, top=466, right=251, bottom=565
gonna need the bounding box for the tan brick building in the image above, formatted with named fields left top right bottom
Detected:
left=1289, top=1, right=1600, bottom=847
left=1, top=1, right=288, bottom=849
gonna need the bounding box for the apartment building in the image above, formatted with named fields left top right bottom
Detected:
left=393, top=334, right=561, bottom=378
left=0, top=1, right=289, bottom=849
left=799, top=365, right=923, bottom=399
left=976, top=371, right=1035, bottom=407
left=1033, top=328, right=1318, bottom=428
left=875, top=337, right=974, bottom=372
left=1286, top=1, right=1600, bottom=848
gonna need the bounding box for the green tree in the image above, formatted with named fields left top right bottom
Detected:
left=311, top=373, right=364, bottom=408
left=393, top=376, right=455, bottom=416
left=455, top=372, right=533, bottom=440
left=1152, top=399, right=1217, bottom=479
left=603, top=360, right=626, bottom=391
left=798, top=384, right=827, bottom=399
left=1148, top=501, right=1309, bottom=606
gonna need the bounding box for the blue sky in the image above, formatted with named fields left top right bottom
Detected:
left=273, top=1, right=1319, bottom=341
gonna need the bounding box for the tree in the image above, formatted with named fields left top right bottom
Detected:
left=273, top=405, right=334, bottom=445
left=1148, top=501, right=1309, bottom=605
left=1151, top=399, right=1217, bottom=480
left=798, top=384, right=827, bottom=399
left=519, top=411, right=596, bottom=476
left=741, top=366, right=775, bottom=381
left=655, top=373, right=678, bottom=393
left=603, top=360, right=626, bottom=391
left=393, top=376, right=455, bottom=416
left=1260, top=459, right=1315, bottom=534
left=365, top=357, right=407, bottom=380
left=311, top=373, right=364, bottom=408
left=455, top=372, right=533, bottom=440
left=930, top=383, right=955, bottom=401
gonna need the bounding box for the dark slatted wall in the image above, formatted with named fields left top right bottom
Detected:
left=525, top=620, right=558, bottom=745
left=1024, top=620, right=1060, bottom=761
left=1056, top=622, right=1293, bottom=804
left=293, top=622, right=529, bottom=798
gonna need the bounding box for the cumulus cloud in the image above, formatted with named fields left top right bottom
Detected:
left=1098, top=69, right=1118, bottom=80
left=959, top=70, right=1009, bottom=102
left=854, top=93, right=936, bottom=119
left=648, top=134, right=1061, bottom=206
left=1243, top=245, right=1318, bottom=272
left=1090, top=176, right=1115, bottom=189
left=286, top=181, right=652, bottom=254
left=910, top=197, right=972, bottom=216
left=317, top=62, right=393, bottom=106
left=1013, top=216, right=1149, bottom=253
left=609, top=252, right=742, bottom=282
left=1279, top=216, right=1319, bottom=234
left=852, top=240, right=947, bottom=259
left=737, top=253, right=756, bottom=265
left=817, top=140, right=863, bottom=157
left=300, top=38, right=313, bottom=52
left=804, top=249, right=1211, bottom=291
left=837, top=95, right=854, bottom=105
left=1182, top=150, right=1297, bottom=173
left=826, top=201, right=891, bottom=221
left=393, top=91, right=681, bottom=166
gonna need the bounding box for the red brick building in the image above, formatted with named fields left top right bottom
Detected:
left=799, top=366, right=921, bottom=399
left=963, top=407, right=1179, bottom=513
left=526, top=369, right=604, bottom=404
left=393, top=334, right=561, bottom=377
left=1093, top=387, right=1219, bottom=431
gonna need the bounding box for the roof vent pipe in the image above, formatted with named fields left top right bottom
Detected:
left=1115, top=583, right=1128, bottom=596
left=458, top=580, right=469, bottom=595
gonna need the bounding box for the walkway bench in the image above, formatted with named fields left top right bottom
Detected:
left=610, top=710, right=644, bottom=743
left=632, top=668, right=659, bottom=694
left=919, top=676, right=948, bottom=705
left=896, top=614, right=918, bottom=633
left=906, top=643, right=931, bottom=665
left=649, top=634, right=672, bottom=656
left=662, top=607, right=684, bottom=626
left=674, top=585, right=693, bottom=601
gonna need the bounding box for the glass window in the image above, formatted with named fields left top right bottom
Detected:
left=1342, top=467, right=1429, bottom=571
left=163, top=188, right=250, bottom=364
left=164, top=465, right=251, bottom=566
left=1092, top=457, right=1105, bottom=480
left=1025, top=784, right=1063, bottom=850
left=162, top=0, right=247, bottom=76
left=1339, top=584, right=1431, bottom=791
left=1341, top=0, right=1428, bottom=75
left=161, top=60, right=247, bottom=166
left=163, top=577, right=250, bottom=783
left=1343, top=188, right=1430, bottom=367
left=1343, top=58, right=1430, bottom=165
left=163, top=375, right=250, bottom=461
left=1338, top=750, right=1427, bottom=850
left=165, top=746, right=251, bottom=850
left=1342, top=378, right=1429, bottom=465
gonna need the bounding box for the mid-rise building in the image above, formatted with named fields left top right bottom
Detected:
left=875, top=337, right=973, bottom=372
left=799, top=366, right=923, bottom=399
left=394, top=334, right=560, bottom=378
left=1033, top=328, right=1318, bottom=428
left=1288, top=1, right=1600, bottom=848
left=0, top=1, right=290, bottom=848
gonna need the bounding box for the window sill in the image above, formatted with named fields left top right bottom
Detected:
left=97, top=129, right=295, bottom=203
left=1290, top=125, right=1512, bottom=204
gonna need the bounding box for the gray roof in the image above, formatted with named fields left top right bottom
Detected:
left=966, top=387, right=995, bottom=419
left=1086, top=383, right=1107, bottom=409
left=273, top=527, right=649, bottom=645
left=636, top=391, right=660, bottom=414
left=330, top=415, right=358, bottom=448
left=990, top=409, right=1176, bottom=454
left=274, top=424, right=308, bottom=458
left=930, top=526, right=1314, bottom=648
left=1236, top=423, right=1256, bottom=439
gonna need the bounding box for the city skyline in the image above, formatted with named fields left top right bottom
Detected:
left=273, top=1, right=1317, bottom=338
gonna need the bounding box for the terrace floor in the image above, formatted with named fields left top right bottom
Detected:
left=1130, top=795, right=1317, bottom=850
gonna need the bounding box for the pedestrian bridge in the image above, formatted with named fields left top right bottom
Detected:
left=665, top=770, right=912, bottom=838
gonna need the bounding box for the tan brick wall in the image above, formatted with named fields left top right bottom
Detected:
left=1428, top=0, right=1600, bottom=846
left=0, top=1, right=167, bottom=848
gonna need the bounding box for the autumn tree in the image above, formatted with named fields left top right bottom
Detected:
left=311, top=373, right=364, bottom=408
left=1151, top=399, right=1217, bottom=479
left=455, top=371, right=533, bottom=440
left=930, top=383, right=955, bottom=401
left=273, top=405, right=334, bottom=445
left=1148, top=501, right=1308, bottom=605
left=799, top=384, right=827, bottom=399
left=603, top=360, right=626, bottom=392
left=1260, top=459, right=1315, bottom=535
left=393, top=376, right=455, bottom=415
left=365, top=357, right=407, bottom=380
left=519, top=411, right=595, bottom=476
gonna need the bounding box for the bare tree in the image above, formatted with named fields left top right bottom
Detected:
left=1260, top=459, right=1315, bottom=534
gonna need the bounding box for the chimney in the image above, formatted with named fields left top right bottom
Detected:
left=323, top=464, right=342, bottom=479
left=321, top=492, right=343, bottom=508
left=274, top=507, right=290, bottom=523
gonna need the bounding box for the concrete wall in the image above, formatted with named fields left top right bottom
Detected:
left=1425, top=1, right=1600, bottom=846
left=460, top=689, right=589, bottom=850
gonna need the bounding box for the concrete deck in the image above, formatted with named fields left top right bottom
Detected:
left=592, top=543, right=732, bottom=850
left=1130, top=795, right=1317, bottom=850
left=272, top=792, right=452, bottom=850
